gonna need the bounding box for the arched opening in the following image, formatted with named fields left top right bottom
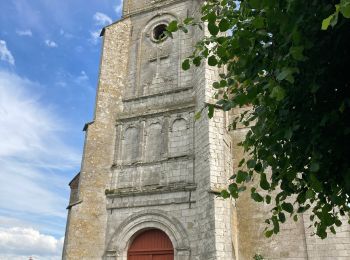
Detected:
left=152, top=24, right=168, bottom=41
left=128, top=229, right=174, bottom=260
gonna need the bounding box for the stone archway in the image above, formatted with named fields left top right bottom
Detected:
left=104, top=209, right=190, bottom=260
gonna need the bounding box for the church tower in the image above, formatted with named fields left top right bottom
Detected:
left=63, top=0, right=234, bottom=259
left=63, top=1, right=350, bottom=259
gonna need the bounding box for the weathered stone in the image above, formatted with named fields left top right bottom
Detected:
left=63, top=1, right=350, bottom=259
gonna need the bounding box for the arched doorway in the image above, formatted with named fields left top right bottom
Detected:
left=128, top=229, right=174, bottom=260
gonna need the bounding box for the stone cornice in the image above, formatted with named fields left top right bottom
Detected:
left=106, top=182, right=197, bottom=198
left=116, top=103, right=195, bottom=122
left=123, top=0, right=188, bottom=18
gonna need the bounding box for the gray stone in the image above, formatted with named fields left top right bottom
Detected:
left=62, top=1, right=350, bottom=259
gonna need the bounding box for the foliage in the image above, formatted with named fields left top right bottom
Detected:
left=167, top=0, right=350, bottom=239
left=253, top=254, right=264, bottom=260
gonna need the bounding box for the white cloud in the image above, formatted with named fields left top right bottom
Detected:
left=93, top=12, right=112, bottom=26
left=54, top=69, right=93, bottom=92
left=0, top=227, right=63, bottom=259
left=75, top=70, right=89, bottom=84
left=0, top=69, right=80, bottom=221
left=59, top=29, right=73, bottom=39
left=90, top=12, right=112, bottom=44
left=45, top=40, right=58, bottom=48
left=90, top=30, right=101, bottom=44
left=0, top=40, right=15, bottom=65
left=115, top=0, right=123, bottom=14
left=16, top=29, right=33, bottom=37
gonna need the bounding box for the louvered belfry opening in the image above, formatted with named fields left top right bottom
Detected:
left=128, top=229, right=174, bottom=260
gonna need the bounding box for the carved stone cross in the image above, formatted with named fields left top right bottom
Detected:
left=149, top=46, right=169, bottom=76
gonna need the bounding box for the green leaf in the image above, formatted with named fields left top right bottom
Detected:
left=265, top=229, right=274, bottom=238
left=251, top=190, right=264, bottom=202
left=279, top=212, right=286, bottom=223
left=340, top=0, right=350, bottom=18
left=260, top=172, right=270, bottom=190
left=270, top=86, right=286, bottom=101
left=228, top=183, right=238, bottom=193
left=206, top=12, right=217, bottom=23
left=219, top=18, right=231, bottom=32
left=335, top=218, right=342, bottom=227
left=208, top=104, right=215, bottom=118
left=193, top=56, right=201, bottom=66
left=310, top=174, right=323, bottom=192
left=297, top=204, right=311, bottom=213
left=182, top=59, right=190, bottom=70
left=265, top=195, right=271, bottom=204
left=183, top=17, right=194, bottom=24
left=254, top=162, right=263, bottom=172
left=219, top=79, right=227, bottom=88
left=247, top=159, right=256, bottom=169
left=306, top=189, right=315, bottom=200
left=236, top=170, right=248, bottom=183
left=213, top=82, right=220, bottom=89
left=208, top=55, right=218, bottom=66
left=272, top=215, right=280, bottom=233
left=322, top=7, right=340, bottom=30
left=316, top=224, right=327, bottom=239
left=281, top=202, right=294, bottom=213
left=208, top=22, right=219, bottom=36
left=220, top=189, right=230, bottom=199
left=217, top=45, right=227, bottom=58
left=163, top=30, right=173, bottom=38
left=179, top=26, right=188, bottom=33
left=238, top=158, right=245, bottom=167
left=167, top=20, right=178, bottom=32
left=330, top=226, right=336, bottom=234
left=321, top=15, right=333, bottom=30
left=330, top=11, right=339, bottom=27
left=276, top=67, right=298, bottom=83
left=237, top=186, right=247, bottom=193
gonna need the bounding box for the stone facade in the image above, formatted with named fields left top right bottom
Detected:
left=63, top=0, right=350, bottom=259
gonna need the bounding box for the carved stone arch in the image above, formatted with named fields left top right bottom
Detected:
left=105, top=209, right=190, bottom=260
left=169, top=117, right=188, bottom=132
left=141, top=12, right=179, bottom=40
left=145, top=119, right=163, bottom=134
left=145, top=121, right=163, bottom=161
left=168, top=117, right=191, bottom=157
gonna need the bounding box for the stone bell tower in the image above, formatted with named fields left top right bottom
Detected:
left=63, top=0, right=350, bottom=259
left=63, top=0, right=234, bottom=259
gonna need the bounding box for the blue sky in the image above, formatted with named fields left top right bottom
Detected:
left=0, top=1, right=123, bottom=259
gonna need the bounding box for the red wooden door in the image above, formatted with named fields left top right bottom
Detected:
left=128, top=229, right=174, bottom=260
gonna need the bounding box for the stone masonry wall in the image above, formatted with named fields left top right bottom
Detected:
left=103, top=0, right=237, bottom=259
left=64, top=0, right=350, bottom=259
left=62, top=18, right=132, bottom=260
left=229, top=109, right=350, bottom=260
left=104, top=1, right=205, bottom=260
